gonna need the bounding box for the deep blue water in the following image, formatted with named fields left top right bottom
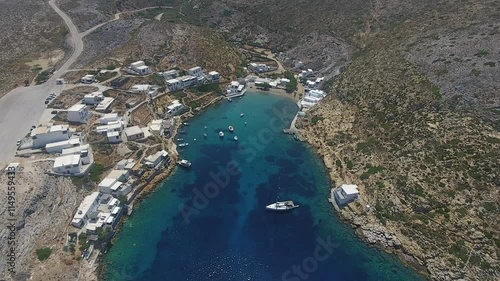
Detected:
left=101, top=92, right=425, bottom=281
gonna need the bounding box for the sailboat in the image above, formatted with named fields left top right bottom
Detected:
left=266, top=178, right=299, bottom=211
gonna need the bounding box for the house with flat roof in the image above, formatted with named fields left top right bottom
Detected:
left=188, top=66, right=203, bottom=78
left=166, top=79, right=182, bottom=91
left=149, top=120, right=164, bottom=135
left=31, top=124, right=70, bottom=148
left=81, top=74, right=95, bottom=84
left=333, top=184, right=360, bottom=207
left=62, top=144, right=92, bottom=165
left=107, top=131, right=122, bottom=143
left=67, top=103, right=90, bottom=124
left=124, top=126, right=144, bottom=141
left=130, top=61, right=151, bottom=75
left=96, top=97, right=115, bottom=112
left=96, top=121, right=123, bottom=135
left=116, top=159, right=136, bottom=170
left=83, top=92, right=104, bottom=105
left=45, top=138, right=80, bottom=153
left=207, top=71, right=220, bottom=82
left=130, top=84, right=158, bottom=97
left=165, top=100, right=184, bottom=117
left=144, top=150, right=168, bottom=168
left=53, top=154, right=82, bottom=175
left=158, top=69, right=179, bottom=80
left=100, top=113, right=121, bottom=125
left=71, top=192, right=101, bottom=228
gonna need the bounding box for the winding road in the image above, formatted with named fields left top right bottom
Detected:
left=0, top=2, right=174, bottom=166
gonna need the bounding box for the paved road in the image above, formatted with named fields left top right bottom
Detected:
left=0, top=0, right=82, bottom=167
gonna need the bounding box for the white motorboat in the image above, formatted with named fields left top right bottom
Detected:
left=228, top=126, right=234, bottom=132
left=266, top=201, right=299, bottom=211
left=234, top=136, right=238, bottom=141
left=219, top=131, right=224, bottom=137
left=203, top=133, right=207, bottom=138
left=240, top=113, right=244, bottom=117
left=178, top=142, right=189, bottom=147
left=177, top=159, right=192, bottom=167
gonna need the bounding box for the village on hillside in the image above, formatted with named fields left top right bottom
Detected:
left=5, top=46, right=334, bottom=264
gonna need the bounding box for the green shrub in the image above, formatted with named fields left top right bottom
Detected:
left=36, top=247, right=52, bottom=261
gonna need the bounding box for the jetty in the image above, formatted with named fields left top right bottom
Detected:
left=283, top=113, right=305, bottom=141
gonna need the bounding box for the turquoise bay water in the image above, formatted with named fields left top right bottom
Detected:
left=101, top=92, right=425, bottom=281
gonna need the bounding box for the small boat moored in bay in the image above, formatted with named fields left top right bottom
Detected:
left=228, top=126, right=234, bottom=132
left=177, top=159, right=192, bottom=167
left=178, top=143, right=189, bottom=147
left=219, top=131, right=224, bottom=137
left=234, top=136, right=238, bottom=141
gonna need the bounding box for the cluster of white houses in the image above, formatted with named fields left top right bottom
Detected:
left=300, top=89, right=327, bottom=109
left=163, top=66, right=220, bottom=92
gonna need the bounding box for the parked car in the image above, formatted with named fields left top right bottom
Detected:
left=44, top=100, right=49, bottom=104
left=51, top=110, right=58, bottom=114
left=31, top=125, right=36, bottom=129
left=16, top=140, right=21, bottom=146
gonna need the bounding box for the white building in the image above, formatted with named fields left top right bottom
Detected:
left=130, top=84, right=158, bottom=97
left=31, top=124, right=70, bottom=149
left=81, top=75, right=95, bottom=84
left=62, top=144, right=92, bottom=165
left=96, top=121, right=123, bottom=135
left=53, top=154, right=82, bottom=175
left=207, top=71, right=220, bottom=82
left=83, top=92, right=104, bottom=105
left=67, top=103, right=90, bottom=124
left=280, top=78, right=291, bottom=86
left=149, top=120, right=164, bottom=135
left=187, top=66, right=203, bottom=77
left=100, top=113, right=121, bottom=125
left=144, top=150, right=168, bottom=168
left=333, top=184, right=360, bottom=206
left=179, top=75, right=197, bottom=88
left=130, top=61, right=151, bottom=75
left=158, top=70, right=179, bottom=80
left=124, top=126, right=144, bottom=141
left=248, top=63, right=270, bottom=73
left=107, top=169, right=130, bottom=182
left=165, top=100, right=184, bottom=117
left=98, top=177, right=131, bottom=197
left=166, top=79, right=182, bottom=91
left=116, top=159, right=136, bottom=170
left=96, top=97, right=115, bottom=112
left=71, top=192, right=101, bottom=228
left=107, top=131, right=122, bottom=143
left=45, top=138, right=80, bottom=153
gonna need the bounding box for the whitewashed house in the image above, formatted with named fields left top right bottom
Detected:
left=100, top=113, right=121, bottom=125
left=158, top=70, right=179, bottom=80
left=144, top=150, right=168, bottom=168
left=124, top=126, right=144, bottom=141
left=45, top=138, right=80, bottom=153
left=333, top=184, right=360, bottom=206
left=67, top=103, right=90, bottom=124
left=249, top=63, right=270, bottom=73
left=188, top=66, right=204, bottom=77
left=96, top=121, right=123, bottom=135
left=130, top=84, right=158, bottom=97
left=149, top=120, right=164, bottom=135
left=130, top=61, right=151, bottom=75
left=62, top=144, right=92, bottom=165
left=166, top=79, right=182, bottom=91
left=71, top=192, right=101, bottom=228
left=107, top=131, right=122, bottom=143
left=179, top=75, right=197, bottom=88
left=116, top=159, right=136, bottom=170
left=31, top=124, right=71, bottom=148
left=96, top=97, right=115, bottom=112
left=81, top=75, right=95, bottom=84
left=53, top=154, right=82, bottom=175
left=165, top=100, right=184, bottom=117
left=83, top=92, right=104, bottom=105
left=207, top=71, right=220, bottom=82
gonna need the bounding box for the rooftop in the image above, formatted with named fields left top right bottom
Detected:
left=73, top=192, right=100, bottom=220
left=62, top=144, right=90, bottom=156
left=68, top=103, right=87, bottom=111
left=53, top=154, right=81, bottom=168
left=340, top=184, right=359, bottom=195
left=124, top=126, right=143, bottom=136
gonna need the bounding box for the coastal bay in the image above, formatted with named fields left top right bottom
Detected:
left=101, top=92, right=425, bottom=281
